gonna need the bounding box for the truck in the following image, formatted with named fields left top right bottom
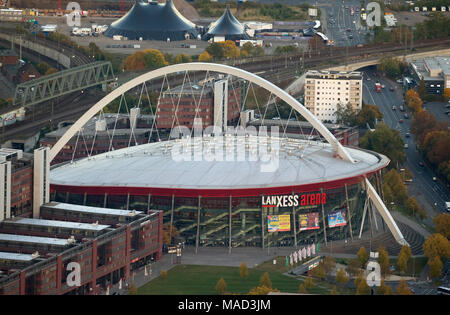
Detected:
left=375, top=82, right=381, bottom=92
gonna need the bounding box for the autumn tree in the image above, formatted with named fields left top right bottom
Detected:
left=396, top=245, right=412, bottom=273
left=405, top=89, right=420, bottom=104
left=198, top=51, right=212, bottom=62
left=377, top=246, right=390, bottom=277
left=304, top=273, right=315, bottom=289
left=335, top=268, right=349, bottom=285
left=36, top=62, right=50, bottom=75
left=174, top=53, right=192, bottom=64
left=418, top=77, right=427, bottom=99
left=239, top=261, right=249, bottom=279
left=410, top=111, right=447, bottom=148
left=423, top=233, right=450, bottom=260
left=357, top=246, right=369, bottom=268
left=335, top=103, right=357, bottom=126
left=215, top=277, right=227, bottom=294
left=375, top=279, right=390, bottom=295
left=346, top=259, right=361, bottom=278
left=311, top=263, right=326, bottom=280
left=355, top=272, right=370, bottom=295
left=444, top=88, right=450, bottom=99
left=384, top=169, right=408, bottom=205
left=428, top=255, right=443, bottom=278
left=433, top=214, right=450, bottom=239
left=360, top=123, right=405, bottom=168
left=127, top=283, right=138, bottom=295
left=205, top=42, right=225, bottom=60
left=248, top=285, right=279, bottom=295
left=406, top=197, right=427, bottom=219
left=396, top=280, right=413, bottom=295
left=298, top=284, right=307, bottom=294
left=356, top=104, right=383, bottom=128
left=322, top=256, right=336, bottom=276
left=259, top=272, right=272, bottom=289
left=407, top=95, right=423, bottom=113
left=223, top=40, right=240, bottom=59
left=121, top=49, right=168, bottom=71
left=162, top=223, right=179, bottom=244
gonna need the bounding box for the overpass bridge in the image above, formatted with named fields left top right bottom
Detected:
left=286, top=48, right=450, bottom=96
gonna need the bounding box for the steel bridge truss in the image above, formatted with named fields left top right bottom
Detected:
left=13, top=61, right=115, bottom=108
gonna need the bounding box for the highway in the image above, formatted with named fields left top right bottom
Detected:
left=362, top=67, right=450, bottom=218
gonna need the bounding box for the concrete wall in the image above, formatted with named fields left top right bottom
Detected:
left=0, top=33, right=71, bottom=68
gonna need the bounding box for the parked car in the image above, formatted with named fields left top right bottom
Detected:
left=404, top=113, right=409, bottom=119
left=399, top=119, right=403, bottom=123
left=392, top=106, right=396, bottom=110
left=389, top=87, right=395, bottom=91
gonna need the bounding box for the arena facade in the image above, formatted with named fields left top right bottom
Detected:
left=46, top=63, right=407, bottom=251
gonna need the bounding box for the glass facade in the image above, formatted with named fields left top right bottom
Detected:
left=53, top=180, right=372, bottom=248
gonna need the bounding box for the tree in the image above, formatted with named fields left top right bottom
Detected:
left=174, top=53, right=192, bottom=64
left=423, top=233, right=450, bottom=260
left=384, top=169, right=408, bottom=205
left=205, top=42, right=225, bottom=60
left=444, top=88, right=450, bottom=99
left=304, top=274, right=314, bottom=289
left=222, top=40, right=240, bottom=59
left=160, top=270, right=167, bottom=279
left=422, top=131, right=450, bottom=170
left=335, top=268, right=349, bottom=285
left=330, top=285, right=338, bottom=295
left=396, top=280, right=413, bottom=295
left=298, top=284, right=307, bottom=294
left=410, top=111, right=447, bottom=148
left=311, top=263, right=326, bottom=280
left=162, top=223, right=179, bottom=244
left=45, top=68, right=58, bottom=75
left=434, top=214, right=450, bottom=239
left=360, top=123, right=405, bottom=168
left=418, top=77, right=427, bottom=99
left=215, top=277, right=227, bottom=294
left=376, top=279, right=389, bottom=295
left=239, top=262, right=249, bottom=279
left=405, top=89, right=420, bottom=104
left=377, top=247, right=390, bottom=277
left=36, top=62, right=50, bottom=75
left=407, top=95, right=423, bottom=113
left=355, top=275, right=370, bottom=295
left=396, top=245, right=412, bottom=273
left=127, top=283, right=138, bottom=295
left=334, top=103, right=357, bottom=126
left=406, top=197, right=427, bottom=219
left=198, top=51, right=212, bottom=62
left=346, top=259, right=361, bottom=278
left=356, top=104, right=383, bottom=128
left=143, top=49, right=168, bottom=69
left=248, top=285, right=279, bottom=295
left=322, top=256, right=336, bottom=276
left=428, top=255, right=443, bottom=279
left=259, top=272, right=272, bottom=289
left=357, top=246, right=369, bottom=268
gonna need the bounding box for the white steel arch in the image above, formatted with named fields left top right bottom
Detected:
left=49, top=62, right=355, bottom=163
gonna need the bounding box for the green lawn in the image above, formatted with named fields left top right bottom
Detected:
left=137, top=258, right=354, bottom=295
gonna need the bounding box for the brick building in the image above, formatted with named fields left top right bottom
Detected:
left=0, top=202, right=162, bottom=295
left=156, top=77, right=242, bottom=130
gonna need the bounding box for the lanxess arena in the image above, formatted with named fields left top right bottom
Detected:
left=48, top=63, right=407, bottom=249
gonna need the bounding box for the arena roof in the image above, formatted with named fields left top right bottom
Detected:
left=103, top=0, right=198, bottom=41
left=50, top=136, right=389, bottom=197
left=203, top=6, right=250, bottom=41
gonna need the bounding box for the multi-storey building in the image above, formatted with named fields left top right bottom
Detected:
left=156, top=77, right=242, bottom=130
left=410, top=56, right=450, bottom=95
left=304, top=70, right=363, bottom=123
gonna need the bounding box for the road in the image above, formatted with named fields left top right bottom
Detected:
left=361, top=67, right=450, bottom=219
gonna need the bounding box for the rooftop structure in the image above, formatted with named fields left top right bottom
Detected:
left=203, top=6, right=250, bottom=41
left=103, top=0, right=198, bottom=41
left=410, top=56, right=450, bottom=94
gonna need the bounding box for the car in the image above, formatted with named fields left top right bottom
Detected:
left=445, top=104, right=450, bottom=108
left=272, top=117, right=281, bottom=120
left=433, top=177, right=437, bottom=181
left=396, top=79, right=403, bottom=84
left=392, top=106, right=396, bottom=110
left=346, top=28, right=352, bottom=32
left=348, top=35, right=353, bottom=39
left=405, top=132, right=410, bottom=137
left=366, top=77, right=371, bottom=81
left=419, top=161, right=425, bottom=167
left=381, top=84, right=385, bottom=89
left=404, top=113, right=409, bottom=119
left=389, top=87, right=395, bottom=91
left=399, top=119, right=404, bottom=123
left=404, top=144, right=408, bottom=149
